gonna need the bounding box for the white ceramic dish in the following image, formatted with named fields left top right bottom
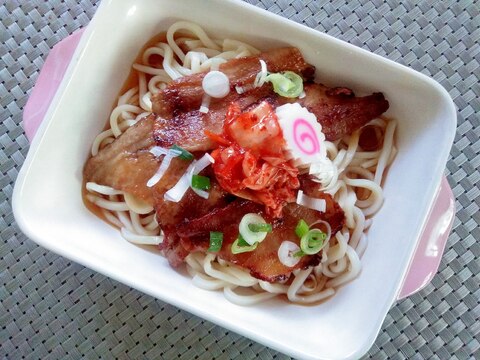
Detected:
left=13, top=0, right=456, bottom=359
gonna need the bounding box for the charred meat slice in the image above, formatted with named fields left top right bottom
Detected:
left=152, top=47, right=315, bottom=117
left=154, top=169, right=229, bottom=228
left=84, top=115, right=158, bottom=203
left=154, top=169, right=231, bottom=267
left=83, top=114, right=191, bottom=205
left=153, top=86, right=274, bottom=152
left=296, top=84, right=389, bottom=141
left=152, top=83, right=389, bottom=152
left=172, top=195, right=344, bottom=282
left=151, top=46, right=388, bottom=152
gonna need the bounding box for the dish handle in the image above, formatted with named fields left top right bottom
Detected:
left=397, top=177, right=455, bottom=299
left=22, top=29, right=455, bottom=300
left=23, top=28, right=85, bottom=142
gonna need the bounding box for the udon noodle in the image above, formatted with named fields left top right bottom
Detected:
left=85, top=21, right=397, bottom=305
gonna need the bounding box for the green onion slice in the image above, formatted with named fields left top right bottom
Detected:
left=191, top=174, right=211, bottom=190
left=300, top=229, right=327, bottom=255
left=231, top=235, right=258, bottom=254
left=293, top=250, right=305, bottom=258
left=208, top=231, right=223, bottom=252
left=265, top=71, right=303, bottom=98
left=170, top=144, right=194, bottom=160
left=237, top=234, right=250, bottom=247
left=239, top=213, right=269, bottom=245
left=295, top=219, right=309, bottom=238
left=248, top=223, right=272, bottom=233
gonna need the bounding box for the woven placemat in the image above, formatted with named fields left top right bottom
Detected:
left=1, top=0, right=479, bottom=359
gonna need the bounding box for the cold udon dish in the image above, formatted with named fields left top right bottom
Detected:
left=83, top=21, right=396, bottom=305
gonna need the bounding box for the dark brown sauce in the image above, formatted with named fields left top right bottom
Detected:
left=82, top=186, right=119, bottom=229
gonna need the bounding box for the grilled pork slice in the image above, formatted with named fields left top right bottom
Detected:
left=154, top=170, right=231, bottom=267
left=153, top=86, right=274, bottom=152
left=84, top=114, right=157, bottom=203
left=153, top=85, right=389, bottom=153
left=83, top=114, right=190, bottom=204
left=152, top=47, right=315, bottom=117
left=168, top=194, right=344, bottom=282
left=297, top=84, right=389, bottom=141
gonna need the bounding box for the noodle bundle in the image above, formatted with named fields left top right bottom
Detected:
left=85, top=21, right=396, bottom=305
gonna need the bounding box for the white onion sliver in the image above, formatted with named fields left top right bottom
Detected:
left=199, top=94, right=211, bottom=113
left=164, top=165, right=196, bottom=202
left=278, top=241, right=301, bottom=267
left=296, top=190, right=326, bottom=212
left=147, top=149, right=180, bottom=187
left=253, top=59, right=267, bottom=88
left=194, top=153, right=215, bottom=172
left=164, top=153, right=215, bottom=202
left=149, top=146, right=169, bottom=157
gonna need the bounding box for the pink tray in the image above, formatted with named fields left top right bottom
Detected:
left=23, top=29, right=455, bottom=301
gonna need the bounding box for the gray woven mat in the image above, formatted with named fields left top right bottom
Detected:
left=1, top=0, right=479, bottom=359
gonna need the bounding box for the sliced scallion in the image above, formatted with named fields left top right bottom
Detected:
left=265, top=71, right=303, bottom=98
left=231, top=235, right=258, bottom=254
left=237, top=235, right=250, bottom=247
left=191, top=174, right=211, bottom=190
left=208, top=231, right=223, bottom=252
left=300, top=229, right=327, bottom=255
left=239, top=213, right=269, bottom=245
left=170, top=144, right=194, bottom=161
left=248, top=223, right=272, bottom=233
left=295, top=219, right=309, bottom=238
left=293, top=250, right=305, bottom=258
left=277, top=241, right=301, bottom=267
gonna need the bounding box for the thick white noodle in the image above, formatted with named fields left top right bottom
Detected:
left=223, top=287, right=278, bottom=306
left=121, top=227, right=163, bottom=245
left=85, top=21, right=396, bottom=305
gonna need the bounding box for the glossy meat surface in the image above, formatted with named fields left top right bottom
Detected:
left=153, top=84, right=389, bottom=152
left=155, top=170, right=231, bottom=267
left=152, top=47, right=315, bottom=117
left=84, top=115, right=158, bottom=203
left=153, top=86, right=274, bottom=152
left=84, top=115, right=191, bottom=205
left=296, top=84, right=389, bottom=141
left=169, top=193, right=344, bottom=282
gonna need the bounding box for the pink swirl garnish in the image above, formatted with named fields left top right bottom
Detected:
left=293, top=118, right=320, bottom=155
